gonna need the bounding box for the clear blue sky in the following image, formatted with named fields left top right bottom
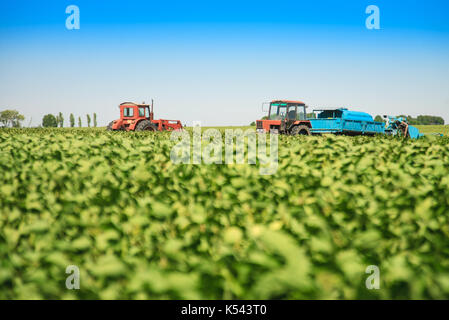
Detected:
left=1, top=0, right=448, bottom=126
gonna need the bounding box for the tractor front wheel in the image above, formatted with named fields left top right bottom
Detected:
left=291, top=125, right=311, bottom=136
left=135, top=120, right=158, bottom=131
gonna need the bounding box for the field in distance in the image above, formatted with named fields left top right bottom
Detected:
left=415, top=125, right=449, bottom=136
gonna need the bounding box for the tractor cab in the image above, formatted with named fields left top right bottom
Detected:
left=256, top=100, right=312, bottom=135
left=268, top=101, right=307, bottom=121
left=120, top=102, right=153, bottom=121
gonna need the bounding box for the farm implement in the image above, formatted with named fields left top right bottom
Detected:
left=256, top=100, right=425, bottom=139
left=107, top=101, right=183, bottom=131
left=308, top=109, right=424, bottom=139
left=383, top=116, right=424, bottom=139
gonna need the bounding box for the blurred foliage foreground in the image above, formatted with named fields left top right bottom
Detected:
left=1, top=128, right=449, bottom=299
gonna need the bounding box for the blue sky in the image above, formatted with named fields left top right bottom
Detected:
left=1, top=0, right=448, bottom=126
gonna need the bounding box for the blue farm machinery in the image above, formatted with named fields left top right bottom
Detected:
left=308, top=108, right=424, bottom=139
left=256, top=102, right=426, bottom=139
left=382, top=115, right=424, bottom=139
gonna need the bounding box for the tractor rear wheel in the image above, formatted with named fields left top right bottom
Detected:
left=135, top=120, right=158, bottom=131
left=291, top=125, right=311, bottom=136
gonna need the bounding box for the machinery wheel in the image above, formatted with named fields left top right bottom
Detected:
left=135, top=120, right=158, bottom=131
left=291, top=125, right=311, bottom=136
left=106, top=121, right=115, bottom=131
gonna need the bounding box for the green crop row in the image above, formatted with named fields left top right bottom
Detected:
left=1, top=128, right=449, bottom=299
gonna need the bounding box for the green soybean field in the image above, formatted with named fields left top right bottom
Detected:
left=1, top=128, right=449, bottom=299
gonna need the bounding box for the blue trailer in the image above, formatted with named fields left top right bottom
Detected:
left=309, top=108, right=385, bottom=136
left=308, top=108, right=424, bottom=139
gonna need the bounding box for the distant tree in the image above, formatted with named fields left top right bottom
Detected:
left=374, top=115, right=383, bottom=122
left=86, top=114, right=91, bottom=127
left=407, top=116, right=418, bottom=125
left=42, top=114, right=58, bottom=127
left=250, top=121, right=256, bottom=126
left=93, top=113, right=97, bottom=127
left=397, top=115, right=415, bottom=124
left=12, top=120, right=22, bottom=128
left=70, top=113, right=75, bottom=127
left=307, top=113, right=316, bottom=119
left=261, top=116, right=268, bottom=120
left=0, top=109, right=25, bottom=127
left=416, top=115, right=444, bottom=125
left=397, top=114, right=444, bottom=125
left=58, top=112, right=64, bottom=127
left=78, top=116, right=82, bottom=127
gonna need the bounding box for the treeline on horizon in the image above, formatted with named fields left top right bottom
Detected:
left=0, top=110, right=98, bottom=128
left=41, top=112, right=97, bottom=128
left=374, top=114, right=445, bottom=125
left=400, top=115, right=445, bottom=125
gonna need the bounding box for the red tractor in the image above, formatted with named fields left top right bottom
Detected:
left=107, top=101, right=183, bottom=131
left=256, top=100, right=312, bottom=135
